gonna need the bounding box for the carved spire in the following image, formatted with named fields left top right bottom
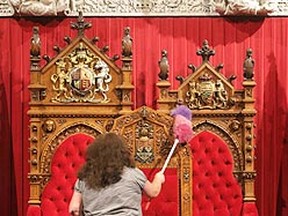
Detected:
left=70, top=11, right=91, bottom=36
left=196, top=39, right=215, bottom=62
left=158, top=49, right=169, bottom=81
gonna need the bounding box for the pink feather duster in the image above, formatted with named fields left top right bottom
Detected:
left=161, top=105, right=193, bottom=174
left=173, top=114, right=193, bottom=143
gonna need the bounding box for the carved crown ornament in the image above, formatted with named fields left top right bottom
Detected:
left=0, top=0, right=286, bottom=17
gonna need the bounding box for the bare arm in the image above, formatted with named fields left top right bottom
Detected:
left=68, top=191, right=82, bottom=216
left=143, top=171, right=165, bottom=198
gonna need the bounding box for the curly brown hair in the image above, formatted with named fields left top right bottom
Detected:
left=78, top=132, right=135, bottom=190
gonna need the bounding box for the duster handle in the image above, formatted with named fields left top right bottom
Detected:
left=160, top=138, right=179, bottom=174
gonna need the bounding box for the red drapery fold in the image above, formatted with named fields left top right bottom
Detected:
left=0, top=17, right=287, bottom=216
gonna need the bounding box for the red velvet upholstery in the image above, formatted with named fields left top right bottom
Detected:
left=142, top=168, right=179, bottom=216
left=41, top=134, right=94, bottom=216
left=242, top=202, right=259, bottom=216
left=27, top=205, right=41, bottom=216
left=190, top=131, right=243, bottom=216
left=39, top=134, right=179, bottom=216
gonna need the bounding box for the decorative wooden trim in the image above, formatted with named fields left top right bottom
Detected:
left=2, top=0, right=287, bottom=17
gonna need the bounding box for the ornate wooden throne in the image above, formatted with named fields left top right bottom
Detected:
left=27, top=14, right=135, bottom=215
left=156, top=40, right=258, bottom=215
left=27, top=14, right=258, bottom=216
left=27, top=14, right=191, bottom=216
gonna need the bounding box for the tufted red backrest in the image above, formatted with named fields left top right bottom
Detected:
left=41, top=133, right=94, bottom=216
left=40, top=134, right=179, bottom=216
left=190, top=131, right=243, bottom=216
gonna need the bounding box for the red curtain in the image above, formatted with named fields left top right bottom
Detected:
left=0, top=17, right=287, bottom=216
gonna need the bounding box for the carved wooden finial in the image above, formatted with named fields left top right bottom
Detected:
left=196, top=39, right=215, bottom=62
left=140, top=106, right=148, bottom=119
left=30, top=26, right=41, bottom=70
left=176, top=75, right=185, bottom=84
left=121, top=27, right=133, bottom=70
left=70, top=11, right=91, bottom=36
left=30, top=26, right=41, bottom=58
left=188, top=64, right=196, bottom=73
left=158, top=49, right=169, bottom=81
left=122, top=26, right=133, bottom=58
left=243, top=48, right=254, bottom=80
left=64, top=36, right=72, bottom=45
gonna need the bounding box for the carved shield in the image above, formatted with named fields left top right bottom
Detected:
left=135, top=139, right=154, bottom=164
left=199, top=81, right=214, bottom=105
left=69, top=66, right=95, bottom=93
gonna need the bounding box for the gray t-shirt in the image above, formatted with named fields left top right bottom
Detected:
left=74, top=167, right=147, bottom=216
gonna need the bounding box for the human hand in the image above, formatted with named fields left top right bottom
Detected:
left=69, top=190, right=82, bottom=216
left=69, top=209, right=80, bottom=216
left=69, top=210, right=80, bottom=216
left=154, top=171, right=165, bottom=184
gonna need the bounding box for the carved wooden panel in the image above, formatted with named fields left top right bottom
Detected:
left=111, top=106, right=192, bottom=216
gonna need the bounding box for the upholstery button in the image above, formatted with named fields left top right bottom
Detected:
left=218, top=148, right=224, bottom=153
left=225, top=160, right=231, bottom=165
left=234, top=195, right=239, bottom=199
left=226, top=182, right=232, bottom=187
